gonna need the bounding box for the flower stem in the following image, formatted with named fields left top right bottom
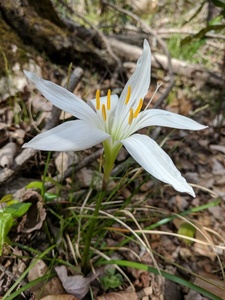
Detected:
left=103, top=140, right=122, bottom=182
left=81, top=188, right=105, bottom=275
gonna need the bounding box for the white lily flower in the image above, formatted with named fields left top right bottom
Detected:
left=23, top=40, right=207, bottom=197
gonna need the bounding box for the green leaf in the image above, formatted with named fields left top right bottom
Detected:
left=0, top=203, right=31, bottom=255
left=4, top=203, right=31, bottom=218
left=101, top=269, right=123, bottom=290
left=44, top=176, right=63, bottom=188
left=0, top=194, right=18, bottom=206
left=178, top=222, right=196, bottom=245
left=209, top=15, right=223, bottom=25
left=0, top=194, right=13, bottom=203
left=44, top=192, right=58, bottom=202
left=0, top=212, right=13, bottom=255
left=26, top=181, right=43, bottom=191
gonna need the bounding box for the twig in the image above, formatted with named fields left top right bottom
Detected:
left=0, top=265, right=27, bottom=287
left=102, top=0, right=174, bottom=108
left=155, top=28, right=225, bottom=40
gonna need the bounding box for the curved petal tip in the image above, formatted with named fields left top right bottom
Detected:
left=121, top=134, right=196, bottom=197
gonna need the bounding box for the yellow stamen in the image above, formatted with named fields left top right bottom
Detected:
left=133, top=98, right=143, bottom=118
left=102, top=104, right=107, bottom=121
left=128, top=108, right=134, bottom=125
left=107, top=89, right=111, bottom=110
left=96, top=89, right=100, bottom=110
left=125, top=86, right=131, bottom=104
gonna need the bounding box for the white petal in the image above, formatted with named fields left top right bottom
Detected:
left=135, top=109, right=207, bottom=132
left=111, top=40, right=151, bottom=138
left=24, top=71, right=99, bottom=125
left=121, top=134, right=195, bottom=196
left=116, top=40, right=151, bottom=114
left=23, top=120, right=110, bottom=151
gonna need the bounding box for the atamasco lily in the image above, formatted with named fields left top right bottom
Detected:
left=23, top=40, right=207, bottom=197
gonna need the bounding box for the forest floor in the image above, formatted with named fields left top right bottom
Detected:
left=0, top=2, right=225, bottom=300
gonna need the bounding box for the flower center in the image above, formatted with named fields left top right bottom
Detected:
left=95, top=86, right=143, bottom=127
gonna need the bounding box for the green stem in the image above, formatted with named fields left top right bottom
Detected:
left=81, top=189, right=105, bottom=274
left=82, top=141, right=122, bottom=274
left=103, top=140, right=122, bottom=182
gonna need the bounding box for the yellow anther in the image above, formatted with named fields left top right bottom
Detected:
left=107, top=89, right=111, bottom=110
left=125, top=86, right=131, bottom=105
left=96, top=89, right=101, bottom=110
left=128, top=108, right=134, bottom=125
left=102, top=104, right=107, bottom=121
left=133, top=98, right=143, bottom=118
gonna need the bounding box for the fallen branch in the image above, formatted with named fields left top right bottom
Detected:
left=109, top=38, right=224, bottom=88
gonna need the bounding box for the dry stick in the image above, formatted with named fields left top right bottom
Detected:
left=0, top=265, right=27, bottom=288
left=0, top=67, right=84, bottom=186
left=102, top=0, right=174, bottom=108
left=155, top=28, right=225, bottom=40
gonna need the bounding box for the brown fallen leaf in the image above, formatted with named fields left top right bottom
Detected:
left=17, top=191, right=46, bottom=233
left=76, top=168, right=103, bottom=190
left=28, top=259, right=65, bottom=298
left=194, top=229, right=216, bottom=261
left=55, top=265, right=97, bottom=299
left=210, top=144, right=225, bottom=154
left=40, top=294, right=78, bottom=300
left=55, top=151, right=78, bottom=175
left=0, top=142, right=17, bottom=168
left=212, top=158, right=225, bottom=176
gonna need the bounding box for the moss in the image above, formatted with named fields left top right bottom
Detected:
left=0, top=13, right=34, bottom=77
left=0, top=1, right=116, bottom=77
